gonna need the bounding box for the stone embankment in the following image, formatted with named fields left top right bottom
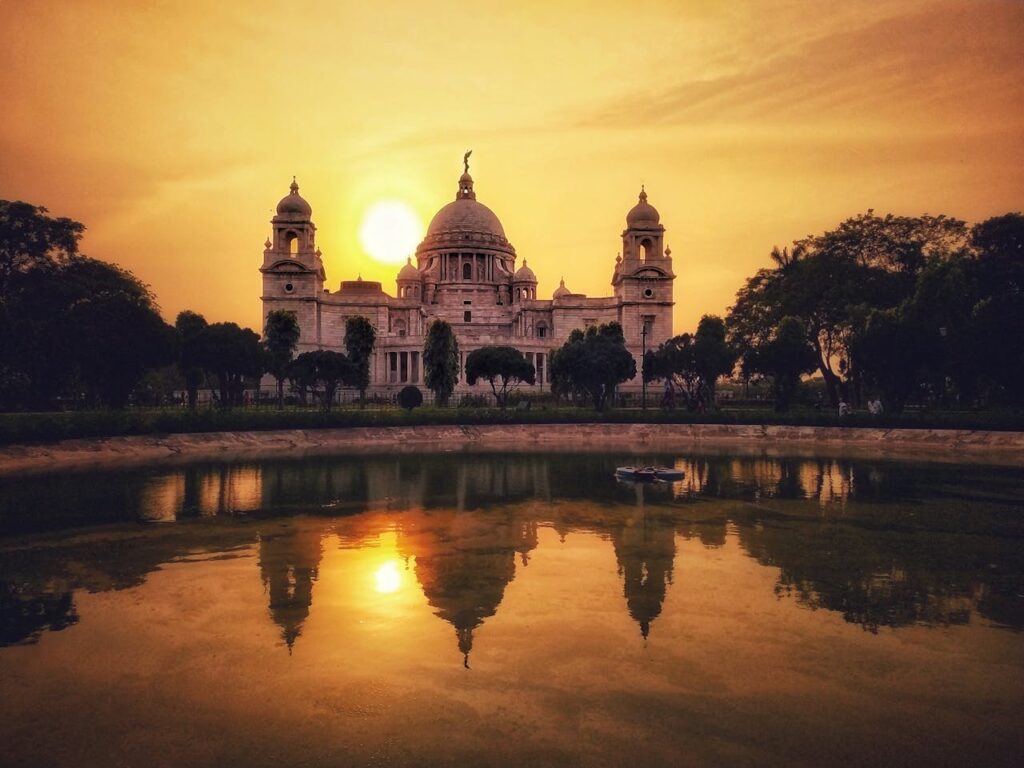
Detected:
left=2, top=423, right=1023, bottom=475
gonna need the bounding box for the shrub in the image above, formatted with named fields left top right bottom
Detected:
left=398, top=386, right=423, bottom=410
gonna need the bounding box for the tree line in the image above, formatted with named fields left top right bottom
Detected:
left=1, top=200, right=1020, bottom=414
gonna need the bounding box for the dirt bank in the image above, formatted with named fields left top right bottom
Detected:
left=2, top=423, right=1023, bottom=475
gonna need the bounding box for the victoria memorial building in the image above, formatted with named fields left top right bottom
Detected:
left=260, top=157, right=676, bottom=394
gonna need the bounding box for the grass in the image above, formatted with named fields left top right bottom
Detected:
left=0, top=404, right=1022, bottom=446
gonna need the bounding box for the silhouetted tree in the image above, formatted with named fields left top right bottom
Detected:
left=344, top=316, right=376, bottom=406
left=67, top=290, right=175, bottom=408
left=549, top=322, right=635, bottom=411
left=176, top=310, right=208, bottom=408
left=289, top=350, right=353, bottom=411
left=263, top=310, right=300, bottom=409
left=743, top=316, right=818, bottom=411
left=728, top=211, right=968, bottom=406
left=0, top=201, right=83, bottom=296
left=196, top=322, right=263, bottom=408
left=465, top=346, right=535, bottom=407
left=423, top=320, right=460, bottom=406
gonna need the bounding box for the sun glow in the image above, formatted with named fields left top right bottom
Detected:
left=358, top=200, right=423, bottom=266
left=374, top=560, right=402, bottom=594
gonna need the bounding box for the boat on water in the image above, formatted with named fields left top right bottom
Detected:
left=615, top=466, right=685, bottom=482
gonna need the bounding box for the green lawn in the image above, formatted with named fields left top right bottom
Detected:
left=1, top=404, right=1022, bottom=446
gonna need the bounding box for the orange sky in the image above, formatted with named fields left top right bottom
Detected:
left=2, top=0, right=1022, bottom=334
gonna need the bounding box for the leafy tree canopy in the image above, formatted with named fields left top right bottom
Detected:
left=465, top=346, right=535, bottom=407
left=0, top=201, right=84, bottom=294
left=743, top=316, right=818, bottom=412
left=288, top=349, right=354, bottom=411
left=549, top=322, right=635, bottom=411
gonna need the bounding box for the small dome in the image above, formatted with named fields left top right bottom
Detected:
left=553, top=278, right=571, bottom=298
left=276, top=178, right=312, bottom=218
left=626, top=186, right=660, bottom=228
left=398, top=257, right=421, bottom=281
left=513, top=260, right=537, bottom=282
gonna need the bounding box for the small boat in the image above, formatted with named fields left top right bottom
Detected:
left=615, top=466, right=684, bottom=482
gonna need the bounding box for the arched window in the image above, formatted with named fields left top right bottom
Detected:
left=287, top=231, right=299, bottom=255
left=463, top=262, right=473, bottom=280
left=537, top=324, right=548, bottom=339
left=640, top=238, right=653, bottom=262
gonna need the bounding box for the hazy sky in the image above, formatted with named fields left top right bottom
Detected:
left=2, top=0, right=1022, bottom=333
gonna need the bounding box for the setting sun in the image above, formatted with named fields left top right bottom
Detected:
left=374, top=560, right=402, bottom=594
left=358, top=200, right=423, bottom=266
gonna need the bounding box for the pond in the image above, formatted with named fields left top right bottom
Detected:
left=1, top=450, right=1022, bottom=767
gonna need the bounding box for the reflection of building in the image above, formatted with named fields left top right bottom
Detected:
left=397, top=511, right=537, bottom=666
left=260, top=157, right=675, bottom=394
left=610, top=512, right=676, bottom=639
left=258, top=527, right=323, bottom=651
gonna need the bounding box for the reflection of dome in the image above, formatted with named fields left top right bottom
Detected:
left=398, top=257, right=420, bottom=281
left=626, top=186, right=660, bottom=228
left=553, top=278, right=571, bottom=298
left=426, top=197, right=506, bottom=239
left=276, top=178, right=312, bottom=218
left=513, top=260, right=537, bottom=282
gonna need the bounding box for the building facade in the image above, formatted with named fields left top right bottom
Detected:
left=260, top=158, right=675, bottom=394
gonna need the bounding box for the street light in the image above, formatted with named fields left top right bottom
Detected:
left=641, top=321, right=648, bottom=411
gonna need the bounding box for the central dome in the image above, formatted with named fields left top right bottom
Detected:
left=426, top=197, right=506, bottom=239
left=417, top=158, right=516, bottom=258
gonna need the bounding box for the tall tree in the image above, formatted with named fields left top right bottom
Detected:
left=549, top=322, right=635, bottom=411
left=848, top=306, right=937, bottom=413
left=727, top=211, right=968, bottom=406
left=743, top=316, right=818, bottom=412
left=465, top=346, right=535, bottom=407
left=344, top=316, right=376, bottom=406
left=196, top=322, right=263, bottom=408
left=263, top=310, right=300, bottom=409
left=692, top=315, right=738, bottom=409
left=68, top=291, right=176, bottom=408
left=176, top=310, right=209, bottom=408
left=423, top=320, right=460, bottom=406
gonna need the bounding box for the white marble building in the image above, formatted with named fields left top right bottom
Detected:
left=259, top=158, right=675, bottom=394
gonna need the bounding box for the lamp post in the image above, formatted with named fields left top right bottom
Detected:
left=641, top=321, right=648, bottom=411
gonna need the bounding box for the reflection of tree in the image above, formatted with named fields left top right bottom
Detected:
left=397, top=511, right=537, bottom=666
left=258, top=526, right=323, bottom=651
left=3, top=450, right=1023, bottom=653
left=734, top=518, right=1022, bottom=632
left=0, top=581, right=78, bottom=646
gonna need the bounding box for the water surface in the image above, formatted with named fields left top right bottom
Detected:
left=1, top=451, right=1022, bottom=767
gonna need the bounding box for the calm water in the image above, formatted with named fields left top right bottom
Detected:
left=1, top=451, right=1022, bottom=767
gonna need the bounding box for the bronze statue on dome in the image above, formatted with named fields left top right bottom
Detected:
left=463, top=149, right=472, bottom=174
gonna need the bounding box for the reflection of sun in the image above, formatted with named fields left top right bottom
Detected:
left=359, top=200, right=423, bottom=265
left=374, top=560, right=402, bottom=594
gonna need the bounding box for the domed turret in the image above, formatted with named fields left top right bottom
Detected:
left=552, top=278, right=572, bottom=299
left=398, top=257, right=420, bottom=281
left=513, top=260, right=537, bottom=283
left=626, top=186, right=660, bottom=228
left=275, top=177, right=312, bottom=219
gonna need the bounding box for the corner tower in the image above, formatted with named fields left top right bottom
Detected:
left=613, top=186, right=675, bottom=349
left=260, top=178, right=326, bottom=349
